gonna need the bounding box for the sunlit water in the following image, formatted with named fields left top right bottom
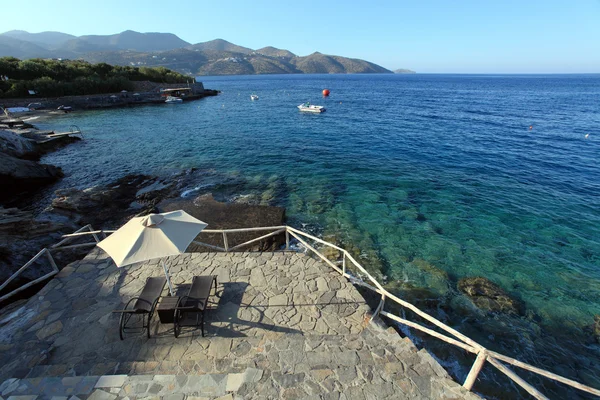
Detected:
left=36, top=74, right=600, bottom=398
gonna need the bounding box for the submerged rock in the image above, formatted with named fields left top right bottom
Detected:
left=410, top=258, right=451, bottom=296
left=457, top=276, right=524, bottom=315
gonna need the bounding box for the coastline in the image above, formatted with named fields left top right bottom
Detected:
left=1, top=82, right=219, bottom=111
left=1, top=73, right=599, bottom=398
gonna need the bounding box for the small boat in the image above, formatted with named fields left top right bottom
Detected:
left=165, top=96, right=183, bottom=104
left=250, top=94, right=259, bottom=100
left=297, top=102, right=325, bottom=113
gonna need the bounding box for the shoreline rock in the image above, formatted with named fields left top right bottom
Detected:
left=457, top=276, right=524, bottom=315
left=0, top=128, right=81, bottom=205
left=0, top=152, right=64, bottom=203
left=160, top=193, right=286, bottom=251
left=51, top=174, right=177, bottom=227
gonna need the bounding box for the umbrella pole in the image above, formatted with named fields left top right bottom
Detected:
left=162, top=259, right=174, bottom=296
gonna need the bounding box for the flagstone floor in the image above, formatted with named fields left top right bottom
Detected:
left=0, top=249, right=480, bottom=399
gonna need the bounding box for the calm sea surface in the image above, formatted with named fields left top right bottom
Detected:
left=37, top=74, right=600, bottom=398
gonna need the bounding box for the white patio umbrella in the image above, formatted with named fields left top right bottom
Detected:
left=97, top=210, right=208, bottom=295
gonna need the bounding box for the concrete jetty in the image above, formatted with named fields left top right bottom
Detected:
left=0, top=249, right=480, bottom=399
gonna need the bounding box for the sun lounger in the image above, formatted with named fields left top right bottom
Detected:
left=174, top=275, right=217, bottom=337
left=113, top=276, right=166, bottom=340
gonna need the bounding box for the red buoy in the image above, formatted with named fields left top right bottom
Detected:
left=322, top=89, right=330, bottom=97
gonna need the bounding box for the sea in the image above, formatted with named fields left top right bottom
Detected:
left=34, top=73, right=600, bottom=398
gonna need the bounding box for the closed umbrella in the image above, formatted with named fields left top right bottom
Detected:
left=97, top=210, right=207, bottom=295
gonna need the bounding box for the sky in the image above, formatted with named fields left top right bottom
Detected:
left=1, top=0, right=599, bottom=73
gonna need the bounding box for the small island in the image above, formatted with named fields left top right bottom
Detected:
left=394, top=68, right=416, bottom=74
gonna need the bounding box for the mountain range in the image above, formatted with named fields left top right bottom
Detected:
left=0, top=30, right=395, bottom=76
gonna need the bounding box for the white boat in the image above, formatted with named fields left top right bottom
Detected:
left=165, top=96, right=183, bottom=104
left=250, top=94, right=259, bottom=100
left=297, top=102, right=325, bottom=113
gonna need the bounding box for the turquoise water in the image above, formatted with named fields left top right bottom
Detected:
left=37, top=74, right=600, bottom=397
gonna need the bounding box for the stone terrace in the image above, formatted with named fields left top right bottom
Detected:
left=0, top=250, right=481, bottom=399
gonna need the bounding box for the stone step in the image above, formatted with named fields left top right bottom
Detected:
left=1, top=323, right=477, bottom=400
left=0, top=368, right=263, bottom=399
left=1, top=364, right=479, bottom=400
left=19, top=327, right=420, bottom=379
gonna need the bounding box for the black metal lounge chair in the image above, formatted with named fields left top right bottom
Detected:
left=113, top=276, right=166, bottom=340
left=174, top=275, right=217, bottom=337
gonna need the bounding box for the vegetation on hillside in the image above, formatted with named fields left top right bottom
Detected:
left=0, top=57, right=190, bottom=98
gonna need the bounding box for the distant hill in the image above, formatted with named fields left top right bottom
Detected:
left=61, top=30, right=191, bottom=53
left=0, top=30, right=395, bottom=76
left=292, top=52, right=389, bottom=74
left=1, top=30, right=75, bottom=49
left=0, top=36, right=52, bottom=59
left=394, top=68, right=416, bottom=74
left=255, top=46, right=296, bottom=59
left=188, top=39, right=252, bottom=54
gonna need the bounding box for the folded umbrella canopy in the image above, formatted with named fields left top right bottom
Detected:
left=97, top=210, right=208, bottom=295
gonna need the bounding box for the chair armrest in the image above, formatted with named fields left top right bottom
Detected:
left=112, top=296, right=148, bottom=314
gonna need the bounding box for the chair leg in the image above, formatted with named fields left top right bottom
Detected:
left=119, top=313, right=127, bottom=341
left=174, top=310, right=180, bottom=338
left=146, top=312, right=152, bottom=339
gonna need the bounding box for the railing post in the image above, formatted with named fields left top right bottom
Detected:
left=223, top=231, right=229, bottom=252
left=45, top=249, right=59, bottom=273
left=342, top=252, right=346, bottom=275
left=464, top=349, right=487, bottom=391
left=88, top=225, right=100, bottom=243
left=285, top=228, right=290, bottom=250
left=370, top=294, right=386, bottom=322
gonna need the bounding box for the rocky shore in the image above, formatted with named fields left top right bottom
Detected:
left=1, top=81, right=219, bottom=111
left=0, top=164, right=286, bottom=306
left=0, top=121, right=79, bottom=204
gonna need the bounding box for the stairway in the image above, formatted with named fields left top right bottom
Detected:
left=0, top=322, right=480, bottom=399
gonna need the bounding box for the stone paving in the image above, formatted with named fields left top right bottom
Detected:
left=0, top=249, right=481, bottom=399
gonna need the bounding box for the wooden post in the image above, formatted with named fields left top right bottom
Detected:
left=464, top=349, right=487, bottom=391
left=342, top=252, right=346, bottom=275
left=285, top=229, right=290, bottom=250
left=45, top=249, right=59, bottom=273
left=223, top=232, right=229, bottom=252
left=88, top=225, right=100, bottom=243
left=370, top=294, right=385, bottom=322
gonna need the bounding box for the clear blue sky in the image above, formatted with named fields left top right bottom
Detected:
left=2, top=0, right=599, bottom=73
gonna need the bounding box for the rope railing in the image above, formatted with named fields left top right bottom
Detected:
left=3, top=224, right=599, bottom=398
